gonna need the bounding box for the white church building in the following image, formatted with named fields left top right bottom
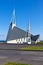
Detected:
left=6, top=9, right=40, bottom=44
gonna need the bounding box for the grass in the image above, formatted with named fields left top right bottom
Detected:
left=37, top=42, right=43, bottom=44
left=20, top=42, right=43, bottom=51
left=3, top=62, right=31, bottom=65
left=20, top=45, right=43, bottom=51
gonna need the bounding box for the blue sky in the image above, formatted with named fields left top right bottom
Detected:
left=0, top=0, right=43, bottom=40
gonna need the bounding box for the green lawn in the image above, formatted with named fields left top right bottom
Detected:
left=20, top=45, right=43, bottom=51
left=3, top=62, right=30, bottom=65
left=37, top=42, right=43, bottom=44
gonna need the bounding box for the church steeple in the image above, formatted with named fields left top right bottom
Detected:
left=12, top=9, right=16, bottom=23
left=27, top=20, right=30, bottom=37
left=10, top=9, right=16, bottom=29
left=27, top=20, right=30, bottom=33
left=11, top=9, right=16, bottom=24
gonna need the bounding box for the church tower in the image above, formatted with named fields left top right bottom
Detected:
left=10, top=9, right=16, bottom=29
left=26, top=20, right=31, bottom=44
left=27, top=20, right=30, bottom=37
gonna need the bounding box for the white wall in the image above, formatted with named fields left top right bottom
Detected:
left=35, top=38, right=40, bottom=43
left=7, top=38, right=25, bottom=44
left=7, top=37, right=31, bottom=44
left=7, top=40, right=17, bottom=43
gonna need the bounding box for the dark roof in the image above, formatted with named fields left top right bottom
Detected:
left=6, top=26, right=26, bottom=41
left=6, top=22, right=40, bottom=41
left=31, top=34, right=40, bottom=41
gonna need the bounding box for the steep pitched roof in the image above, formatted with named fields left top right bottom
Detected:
left=6, top=22, right=40, bottom=42
left=6, top=26, right=26, bottom=41
left=31, top=34, right=40, bottom=41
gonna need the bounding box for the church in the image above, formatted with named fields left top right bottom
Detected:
left=6, top=10, right=40, bottom=44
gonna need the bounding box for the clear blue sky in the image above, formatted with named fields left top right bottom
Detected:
left=0, top=0, right=43, bottom=40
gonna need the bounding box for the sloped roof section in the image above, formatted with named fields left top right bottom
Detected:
left=6, top=25, right=26, bottom=41
left=6, top=22, right=40, bottom=42
left=31, top=34, right=40, bottom=41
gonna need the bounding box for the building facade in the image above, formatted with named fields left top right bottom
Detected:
left=6, top=9, right=40, bottom=44
left=6, top=22, right=31, bottom=44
